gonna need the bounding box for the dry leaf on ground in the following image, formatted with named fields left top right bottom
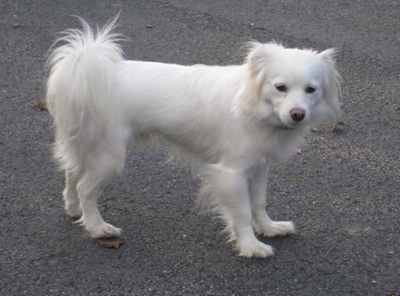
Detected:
left=330, top=121, right=345, bottom=133
left=33, top=100, right=48, bottom=112
left=99, top=237, right=123, bottom=249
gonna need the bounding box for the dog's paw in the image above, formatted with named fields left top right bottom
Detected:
left=86, top=222, right=122, bottom=239
left=237, top=239, right=274, bottom=258
left=65, top=203, right=82, bottom=219
left=256, top=221, right=295, bottom=237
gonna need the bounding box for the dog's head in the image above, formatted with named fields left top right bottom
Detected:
left=241, top=42, right=342, bottom=129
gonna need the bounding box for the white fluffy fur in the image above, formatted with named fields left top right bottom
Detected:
left=46, top=17, right=341, bottom=258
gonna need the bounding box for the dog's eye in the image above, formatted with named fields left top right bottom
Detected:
left=275, top=84, right=287, bottom=92
left=305, top=86, right=316, bottom=94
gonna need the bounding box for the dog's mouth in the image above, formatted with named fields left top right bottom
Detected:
left=276, top=124, right=295, bottom=131
left=261, top=117, right=297, bottom=131
left=271, top=122, right=296, bottom=131
left=278, top=125, right=295, bottom=131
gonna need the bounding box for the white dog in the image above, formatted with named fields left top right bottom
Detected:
left=46, top=17, right=341, bottom=258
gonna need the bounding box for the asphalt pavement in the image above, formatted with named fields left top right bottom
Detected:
left=1, top=1, right=399, bottom=295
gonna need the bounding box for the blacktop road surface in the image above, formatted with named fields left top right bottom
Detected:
left=1, top=1, right=399, bottom=295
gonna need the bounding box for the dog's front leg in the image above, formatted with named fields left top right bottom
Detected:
left=205, top=166, right=274, bottom=258
left=249, top=165, right=295, bottom=237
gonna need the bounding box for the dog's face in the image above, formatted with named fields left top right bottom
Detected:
left=244, top=42, right=341, bottom=129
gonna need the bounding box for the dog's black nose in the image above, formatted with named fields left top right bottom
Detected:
left=290, top=108, right=305, bottom=122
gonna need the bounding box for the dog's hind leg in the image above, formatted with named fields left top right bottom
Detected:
left=76, top=140, right=128, bottom=238
left=63, top=170, right=82, bottom=218
left=202, top=165, right=274, bottom=258
left=249, top=165, right=295, bottom=237
left=54, top=138, right=82, bottom=219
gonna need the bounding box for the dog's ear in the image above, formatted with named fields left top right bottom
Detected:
left=243, top=42, right=283, bottom=100
left=319, top=48, right=336, bottom=64
left=245, top=42, right=282, bottom=78
left=318, top=49, right=342, bottom=118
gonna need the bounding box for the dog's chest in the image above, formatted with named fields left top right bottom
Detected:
left=255, top=129, right=304, bottom=163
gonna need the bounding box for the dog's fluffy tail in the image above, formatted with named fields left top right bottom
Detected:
left=46, top=16, right=123, bottom=171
